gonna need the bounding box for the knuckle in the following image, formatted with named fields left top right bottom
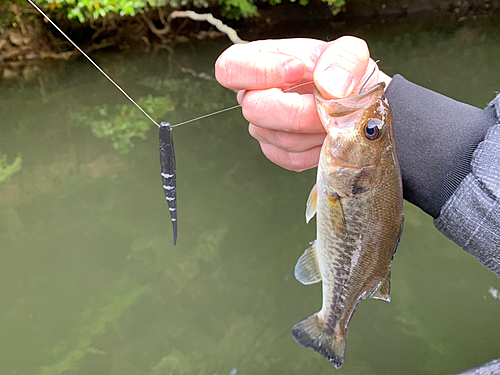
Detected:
left=286, top=100, right=307, bottom=133
left=248, top=123, right=263, bottom=141
left=273, top=131, right=295, bottom=151
left=277, top=150, right=305, bottom=172
left=286, top=152, right=306, bottom=171
left=260, top=144, right=280, bottom=165
left=242, top=91, right=261, bottom=114
left=256, top=68, right=269, bottom=88
left=261, top=142, right=310, bottom=172
left=241, top=97, right=265, bottom=124
left=248, top=123, right=257, bottom=138
left=260, top=143, right=294, bottom=171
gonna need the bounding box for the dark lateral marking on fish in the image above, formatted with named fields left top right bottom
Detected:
left=159, top=122, right=177, bottom=246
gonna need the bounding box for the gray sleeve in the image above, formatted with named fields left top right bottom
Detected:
left=434, top=94, right=500, bottom=277
left=386, top=75, right=497, bottom=218
left=450, top=358, right=500, bottom=375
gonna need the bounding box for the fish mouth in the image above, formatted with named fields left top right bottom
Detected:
left=314, top=82, right=386, bottom=130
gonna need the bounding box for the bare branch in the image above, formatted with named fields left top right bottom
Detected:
left=141, top=13, right=171, bottom=36
left=169, top=11, right=247, bottom=44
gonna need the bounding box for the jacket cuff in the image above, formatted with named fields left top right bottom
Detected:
left=385, top=75, right=496, bottom=218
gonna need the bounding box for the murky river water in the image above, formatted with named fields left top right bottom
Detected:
left=1, top=17, right=500, bottom=375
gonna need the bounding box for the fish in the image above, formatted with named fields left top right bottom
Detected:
left=159, top=122, right=178, bottom=246
left=291, top=81, right=404, bottom=368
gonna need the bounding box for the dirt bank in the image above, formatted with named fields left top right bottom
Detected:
left=1, top=0, right=499, bottom=82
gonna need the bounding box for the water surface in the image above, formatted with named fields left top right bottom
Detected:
left=1, top=20, right=499, bottom=375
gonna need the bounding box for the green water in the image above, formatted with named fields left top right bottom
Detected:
left=1, top=20, right=500, bottom=375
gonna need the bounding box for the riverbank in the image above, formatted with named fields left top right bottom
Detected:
left=1, top=0, right=499, bottom=81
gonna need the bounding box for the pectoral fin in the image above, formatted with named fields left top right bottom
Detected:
left=305, top=183, right=317, bottom=223
left=327, top=193, right=346, bottom=238
left=294, top=241, right=322, bottom=285
left=370, top=269, right=391, bottom=302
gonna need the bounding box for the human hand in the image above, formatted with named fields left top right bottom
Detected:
left=215, top=36, right=392, bottom=172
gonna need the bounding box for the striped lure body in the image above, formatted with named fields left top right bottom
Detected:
left=159, top=122, right=178, bottom=246
left=26, top=2, right=180, bottom=246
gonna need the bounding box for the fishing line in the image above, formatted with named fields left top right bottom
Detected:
left=26, top=3, right=315, bottom=247
left=358, top=60, right=380, bottom=94
left=175, top=61, right=383, bottom=129
left=26, top=5, right=383, bottom=246
left=171, top=105, right=241, bottom=128
left=28, top=0, right=314, bottom=130
left=27, top=0, right=161, bottom=128
left=28, top=0, right=381, bottom=129
left=171, top=80, right=315, bottom=128
left=173, top=64, right=384, bottom=128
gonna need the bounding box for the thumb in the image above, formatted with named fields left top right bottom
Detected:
left=313, top=36, right=371, bottom=100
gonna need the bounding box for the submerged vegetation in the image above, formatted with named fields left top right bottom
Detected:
left=71, top=95, right=175, bottom=153
left=37, top=278, right=149, bottom=375
left=1, top=27, right=500, bottom=375
left=0, top=152, right=22, bottom=183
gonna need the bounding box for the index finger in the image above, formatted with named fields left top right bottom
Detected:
left=215, top=39, right=325, bottom=91
left=215, top=45, right=303, bottom=90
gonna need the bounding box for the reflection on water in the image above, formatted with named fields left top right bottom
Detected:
left=1, top=21, right=500, bottom=375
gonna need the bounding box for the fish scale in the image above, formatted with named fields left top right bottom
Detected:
left=292, top=81, right=404, bottom=368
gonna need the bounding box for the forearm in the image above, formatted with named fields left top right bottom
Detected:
left=434, top=96, right=500, bottom=276
left=386, top=75, right=500, bottom=276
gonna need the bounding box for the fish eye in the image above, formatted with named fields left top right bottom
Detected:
left=363, top=119, right=383, bottom=141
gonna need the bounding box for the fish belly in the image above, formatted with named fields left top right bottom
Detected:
left=292, top=161, right=402, bottom=368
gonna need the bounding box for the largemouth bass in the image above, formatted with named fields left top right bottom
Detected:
left=292, top=79, right=404, bottom=368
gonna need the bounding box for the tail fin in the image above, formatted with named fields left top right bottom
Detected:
left=292, top=313, right=346, bottom=368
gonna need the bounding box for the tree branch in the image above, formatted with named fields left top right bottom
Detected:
left=169, top=11, right=247, bottom=44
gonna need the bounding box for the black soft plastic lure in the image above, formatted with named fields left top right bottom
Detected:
left=159, top=122, right=177, bottom=246
left=27, top=1, right=180, bottom=245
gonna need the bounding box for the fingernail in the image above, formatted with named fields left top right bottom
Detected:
left=285, top=59, right=305, bottom=83
left=319, top=65, right=354, bottom=98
